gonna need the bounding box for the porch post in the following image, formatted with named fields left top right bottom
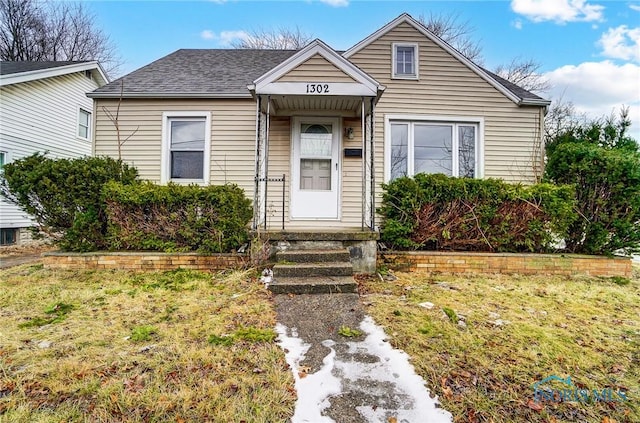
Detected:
left=370, top=97, right=376, bottom=231
left=252, top=95, right=262, bottom=231
left=361, top=97, right=366, bottom=230
left=263, top=95, right=271, bottom=230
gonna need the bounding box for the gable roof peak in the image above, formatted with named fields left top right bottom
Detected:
left=343, top=12, right=549, bottom=106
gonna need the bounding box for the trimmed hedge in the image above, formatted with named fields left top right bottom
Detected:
left=0, top=154, right=138, bottom=251
left=378, top=174, right=575, bottom=252
left=104, top=182, right=252, bottom=253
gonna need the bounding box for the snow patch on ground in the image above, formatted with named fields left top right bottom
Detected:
left=276, top=317, right=452, bottom=423
left=275, top=324, right=342, bottom=423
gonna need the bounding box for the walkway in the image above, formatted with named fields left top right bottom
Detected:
left=274, top=293, right=452, bottom=423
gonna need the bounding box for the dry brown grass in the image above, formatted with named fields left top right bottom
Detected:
left=0, top=265, right=295, bottom=422
left=360, top=265, right=640, bottom=423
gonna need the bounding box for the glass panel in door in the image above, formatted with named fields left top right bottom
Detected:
left=299, top=123, right=332, bottom=191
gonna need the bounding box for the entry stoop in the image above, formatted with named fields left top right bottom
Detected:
left=270, top=248, right=357, bottom=294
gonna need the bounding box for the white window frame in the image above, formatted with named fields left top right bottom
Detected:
left=0, top=150, right=8, bottom=171
left=384, top=114, right=484, bottom=182
left=78, top=108, right=91, bottom=141
left=161, top=111, right=211, bottom=184
left=392, top=43, right=419, bottom=80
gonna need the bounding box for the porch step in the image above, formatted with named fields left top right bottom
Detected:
left=272, top=261, right=353, bottom=278
left=268, top=276, right=357, bottom=295
left=276, top=249, right=351, bottom=263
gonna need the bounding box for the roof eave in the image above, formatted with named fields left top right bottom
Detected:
left=87, top=91, right=252, bottom=99
left=0, top=61, right=109, bottom=87
left=519, top=98, right=552, bottom=106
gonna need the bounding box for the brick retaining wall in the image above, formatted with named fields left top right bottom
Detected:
left=380, top=251, right=632, bottom=278
left=43, top=252, right=248, bottom=272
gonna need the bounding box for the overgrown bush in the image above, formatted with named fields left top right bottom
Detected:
left=544, top=113, right=640, bottom=255
left=0, top=154, right=138, bottom=251
left=104, top=181, right=252, bottom=253
left=378, top=173, right=575, bottom=252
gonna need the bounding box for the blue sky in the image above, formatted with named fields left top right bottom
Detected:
left=89, top=0, right=640, bottom=139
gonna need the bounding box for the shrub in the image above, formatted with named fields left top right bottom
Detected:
left=0, top=154, right=138, bottom=251
left=378, top=173, right=575, bottom=252
left=544, top=118, right=640, bottom=255
left=104, top=181, right=252, bottom=253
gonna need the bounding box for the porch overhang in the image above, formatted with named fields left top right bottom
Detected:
left=247, top=38, right=384, bottom=115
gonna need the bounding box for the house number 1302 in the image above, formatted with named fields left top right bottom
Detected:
left=306, top=84, right=329, bottom=94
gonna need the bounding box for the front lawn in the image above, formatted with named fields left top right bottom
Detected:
left=360, top=267, right=640, bottom=423
left=0, top=265, right=295, bottom=422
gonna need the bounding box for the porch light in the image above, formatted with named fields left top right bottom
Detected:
left=345, top=127, right=355, bottom=140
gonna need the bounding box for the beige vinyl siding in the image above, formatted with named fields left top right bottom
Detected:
left=276, top=54, right=356, bottom=83
left=0, top=72, right=99, bottom=229
left=94, top=99, right=257, bottom=195
left=348, top=22, right=544, bottom=187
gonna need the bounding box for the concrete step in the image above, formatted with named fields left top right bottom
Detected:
left=272, top=262, right=353, bottom=278
left=276, top=249, right=350, bottom=263
left=268, top=276, right=357, bottom=295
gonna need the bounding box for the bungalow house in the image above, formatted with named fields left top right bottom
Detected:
left=0, top=61, right=108, bottom=245
left=89, top=14, right=549, bottom=270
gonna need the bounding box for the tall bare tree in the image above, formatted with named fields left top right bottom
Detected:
left=417, top=11, right=483, bottom=63
left=494, top=57, right=550, bottom=93
left=231, top=26, right=313, bottom=50
left=0, top=0, right=120, bottom=75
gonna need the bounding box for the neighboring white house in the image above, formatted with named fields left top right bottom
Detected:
left=0, top=61, right=108, bottom=245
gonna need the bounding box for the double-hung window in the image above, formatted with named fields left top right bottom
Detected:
left=387, top=118, right=481, bottom=181
left=78, top=108, right=91, bottom=140
left=161, top=112, right=211, bottom=184
left=392, top=43, right=418, bottom=79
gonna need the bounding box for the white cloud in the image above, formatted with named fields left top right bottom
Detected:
left=544, top=61, right=640, bottom=140
left=598, top=25, right=640, bottom=62
left=199, top=29, right=250, bottom=46
left=200, top=30, right=215, bottom=40
left=319, top=0, right=349, bottom=6
left=512, top=19, right=523, bottom=30
left=511, top=0, right=604, bottom=24
left=630, top=4, right=640, bottom=12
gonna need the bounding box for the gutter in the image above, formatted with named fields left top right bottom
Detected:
left=87, top=91, right=252, bottom=99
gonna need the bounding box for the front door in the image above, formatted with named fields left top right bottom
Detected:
left=291, top=117, right=340, bottom=219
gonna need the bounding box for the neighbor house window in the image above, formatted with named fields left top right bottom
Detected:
left=0, top=151, right=5, bottom=170
left=161, top=112, right=211, bottom=184
left=392, top=43, right=418, bottom=79
left=1, top=228, right=17, bottom=245
left=78, top=108, right=91, bottom=139
left=387, top=119, right=481, bottom=181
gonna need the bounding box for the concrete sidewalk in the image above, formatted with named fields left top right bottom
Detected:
left=0, top=253, right=42, bottom=269
left=274, top=293, right=452, bottom=423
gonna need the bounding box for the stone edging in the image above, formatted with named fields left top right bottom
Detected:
left=42, top=251, right=248, bottom=272
left=379, top=251, right=632, bottom=278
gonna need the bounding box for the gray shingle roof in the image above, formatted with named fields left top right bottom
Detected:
left=89, top=48, right=548, bottom=106
left=484, top=69, right=549, bottom=104
left=90, top=49, right=298, bottom=98
left=0, top=61, right=91, bottom=75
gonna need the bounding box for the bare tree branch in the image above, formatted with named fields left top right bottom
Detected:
left=0, top=0, right=121, bottom=75
left=494, top=57, right=551, bottom=93
left=417, top=11, right=483, bottom=63
left=231, top=26, right=313, bottom=50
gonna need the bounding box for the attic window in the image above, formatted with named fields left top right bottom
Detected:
left=392, top=43, right=418, bottom=80
left=84, top=69, right=93, bottom=80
